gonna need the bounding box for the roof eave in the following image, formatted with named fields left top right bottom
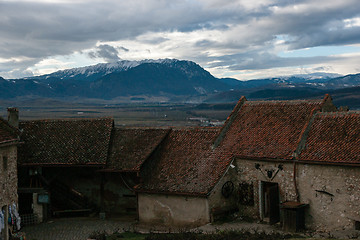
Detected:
left=0, top=139, right=20, bottom=147
left=19, top=163, right=106, bottom=167
left=135, top=189, right=208, bottom=198
left=97, top=168, right=139, bottom=173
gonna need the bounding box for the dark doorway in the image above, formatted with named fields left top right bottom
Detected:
left=262, top=181, right=280, bottom=224
left=18, top=193, right=33, bottom=215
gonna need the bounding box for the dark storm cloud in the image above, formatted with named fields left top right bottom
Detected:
left=205, top=51, right=345, bottom=72
left=88, top=44, right=120, bottom=62
left=118, top=47, right=129, bottom=52
left=1, top=0, right=360, bottom=78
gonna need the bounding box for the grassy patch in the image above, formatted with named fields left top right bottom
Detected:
left=144, top=231, right=292, bottom=240
left=95, top=231, right=345, bottom=240
left=89, top=231, right=147, bottom=240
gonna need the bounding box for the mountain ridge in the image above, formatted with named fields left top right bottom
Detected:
left=1, top=59, right=359, bottom=108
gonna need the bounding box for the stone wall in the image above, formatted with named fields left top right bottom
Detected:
left=232, top=158, right=360, bottom=231
left=297, top=164, right=360, bottom=231
left=0, top=145, right=18, bottom=207
left=232, top=159, right=297, bottom=220
left=138, top=193, right=210, bottom=227
left=208, top=162, right=238, bottom=218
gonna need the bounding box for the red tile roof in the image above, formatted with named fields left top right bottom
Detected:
left=298, top=112, right=360, bottom=164
left=136, top=127, right=229, bottom=196
left=18, top=118, right=113, bottom=166
left=0, top=117, right=19, bottom=145
left=219, top=99, right=324, bottom=160
left=106, top=128, right=170, bottom=172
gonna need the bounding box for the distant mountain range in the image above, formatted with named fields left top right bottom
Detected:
left=1, top=59, right=359, bottom=109
left=1, top=59, right=230, bottom=100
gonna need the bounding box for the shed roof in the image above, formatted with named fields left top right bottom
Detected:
left=18, top=118, right=113, bottom=166
left=136, top=127, right=229, bottom=196
left=105, top=128, right=170, bottom=172
left=298, top=112, right=360, bottom=164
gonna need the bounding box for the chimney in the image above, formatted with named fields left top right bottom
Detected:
left=7, top=107, right=19, bottom=128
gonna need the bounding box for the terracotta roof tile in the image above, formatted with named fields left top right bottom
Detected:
left=106, top=128, right=170, bottom=171
left=298, top=112, right=360, bottom=164
left=0, top=117, right=19, bottom=145
left=220, top=99, right=324, bottom=160
left=18, top=118, right=113, bottom=166
left=137, top=127, right=227, bottom=196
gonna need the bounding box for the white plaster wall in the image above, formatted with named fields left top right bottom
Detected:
left=32, top=193, right=43, bottom=222
left=138, top=193, right=210, bottom=227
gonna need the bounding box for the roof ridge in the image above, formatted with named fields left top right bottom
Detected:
left=212, top=96, right=247, bottom=148
left=245, top=99, right=323, bottom=105
left=318, top=111, right=360, bottom=116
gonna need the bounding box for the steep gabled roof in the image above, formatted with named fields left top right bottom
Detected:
left=217, top=97, right=328, bottom=160
left=136, top=127, right=227, bottom=196
left=105, top=128, right=170, bottom=172
left=18, top=118, right=113, bottom=166
left=298, top=112, right=360, bottom=164
left=0, top=117, right=19, bottom=145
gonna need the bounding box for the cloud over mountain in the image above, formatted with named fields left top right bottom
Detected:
left=1, top=0, right=360, bottom=80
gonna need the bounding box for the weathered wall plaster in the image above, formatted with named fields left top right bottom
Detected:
left=297, top=164, right=360, bottom=231
left=208, top=163, right=238, bottom=214
left=232, top=158, right=360, bottom=231
left=138, top=193, right=210, bottom=227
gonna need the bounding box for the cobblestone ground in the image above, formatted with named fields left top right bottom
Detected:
left=22, top=217, right=135, bottom=240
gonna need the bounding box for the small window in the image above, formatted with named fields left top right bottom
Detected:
left=355, top=221, right=360, bottom=230
left=3, top=156, right=8, bottom=171
left=238, top=182, right=254, bottom=206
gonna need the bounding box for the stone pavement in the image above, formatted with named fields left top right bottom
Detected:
left=22, top=217, right=135, bottom=240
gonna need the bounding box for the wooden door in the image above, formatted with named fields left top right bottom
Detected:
left=268, top=184, right=280, bottom=224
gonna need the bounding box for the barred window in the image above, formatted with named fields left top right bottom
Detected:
left=238, top=182, right=254, bottom=206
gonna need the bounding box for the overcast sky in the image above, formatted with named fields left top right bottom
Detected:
left=1, top=0, right=360, bottom=80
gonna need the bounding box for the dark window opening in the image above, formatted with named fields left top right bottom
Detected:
left=355, top=221, right=360, bottom=230
left=3, top=156, right=8, bottom=171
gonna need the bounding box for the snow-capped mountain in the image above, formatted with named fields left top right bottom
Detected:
left=278, top=72, right=342, bottom=81
left=1, top=59, right=231, bottom=100
left=29, top=59, right=190, bottom=82
left=1, top=59, right=359, bottom=106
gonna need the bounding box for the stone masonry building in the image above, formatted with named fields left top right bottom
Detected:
left=15, top=94, right=360, bottom=232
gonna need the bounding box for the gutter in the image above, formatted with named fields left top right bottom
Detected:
left=235, top=156, right=360, bottom=167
